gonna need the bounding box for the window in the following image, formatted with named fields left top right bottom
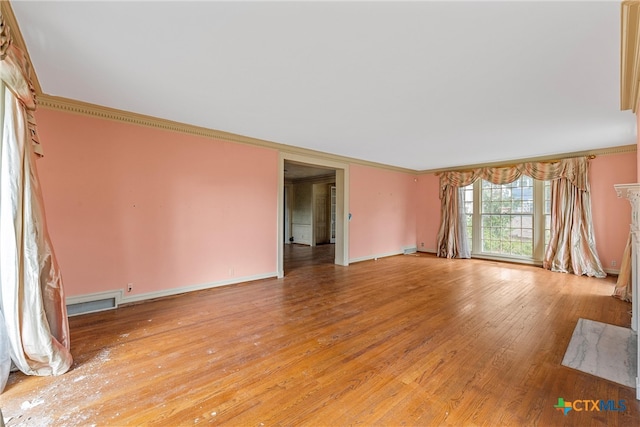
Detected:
left=462, top=185, right=474, bottom=249
left=480, top=176, right=534, bottom=257
left=463, top=177, right=548, bottom=262
left=544, top=180, right=551, bottom=248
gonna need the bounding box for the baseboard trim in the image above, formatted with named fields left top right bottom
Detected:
left=66, top=272, right=278, bottom=315
left=119, top=272, right=278, bottom=305
left=604, top=268, right=620, bottom=276
left=419, top=250, right=619, bottom=277
left=350, top=250, right=403, bottom=264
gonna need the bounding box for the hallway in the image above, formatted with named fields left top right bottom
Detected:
left=283, top=243, right=335, bottom=274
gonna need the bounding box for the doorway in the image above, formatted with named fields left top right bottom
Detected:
left=277, top=153, right=349, bottom=277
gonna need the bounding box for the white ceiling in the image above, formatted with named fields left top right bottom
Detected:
left=10, top=0, right=636, bottom=171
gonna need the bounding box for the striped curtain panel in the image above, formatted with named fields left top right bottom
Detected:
left=436, top=186, right=471, bottom=259
left=543, top=176, right=606, bottom=277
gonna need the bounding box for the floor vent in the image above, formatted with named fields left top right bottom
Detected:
left=66, top=291, right=121, bottom=316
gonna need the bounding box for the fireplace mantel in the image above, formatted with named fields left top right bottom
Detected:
left=614, top=183, right=640, bottom=399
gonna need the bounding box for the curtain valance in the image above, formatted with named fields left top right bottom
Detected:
left=0, top=19, right=42, bottom=156
left=437, top=156, right=589, bottom=198
left=435, top=155, right=605, bottom=278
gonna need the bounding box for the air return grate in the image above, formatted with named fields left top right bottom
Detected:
left=66, top=291, right=122, bottom=316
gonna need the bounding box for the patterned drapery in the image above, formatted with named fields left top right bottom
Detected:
left=543, top=176, right=605, bottom=277
left=436, top=157, right=605, bottom=278
left=436, top=187, right=470, bottom=259
left=438, top=157, right=588, bottom=193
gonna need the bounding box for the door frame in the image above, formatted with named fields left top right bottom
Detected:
left=277, top=152, right=349, bottom=277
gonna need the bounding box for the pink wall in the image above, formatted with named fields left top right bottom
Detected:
left=35, top=109, right=278, bottom=298
left=349, top=164, right=417, bottom=261
left=415, top=173, right=441, bottom=253
left=413, top=154, right=637, bottom=271
left=590, top=152, right=637, bottom=271
left=32, top=107, right=638, bottom=301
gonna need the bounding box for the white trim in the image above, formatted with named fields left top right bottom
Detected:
left=603, top=268, right=620, bottom=276
left=472, top=253, right=541, bottom=266
left=418, top=250, right=619, bottom=276
left=278, top=152, right=350, bottom=277
left=120, top=272, right=277, bottom=305
left=467, top=178, right=545, bottom=263
left=350, top=250, right=403, bottom=264
left=67, top=272, right=278, bottom=309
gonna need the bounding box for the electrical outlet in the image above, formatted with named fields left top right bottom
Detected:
left=611, top=260, right=617, bottom=267
left=421, top=242, right=425, bottom=247
left=127, top=283, right=133, bottom=292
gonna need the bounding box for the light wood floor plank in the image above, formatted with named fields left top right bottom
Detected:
left=0, top=244, right=638, bottom=425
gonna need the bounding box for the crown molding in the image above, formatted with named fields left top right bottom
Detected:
left=621, top=1, right=640, bottom=112
left=1, top=0, right=412, bottom=176
left=6, top=0, right=634, bottom=177
left=419, top=144, right=638, bottom=175
left=37, top=94, right=417, bottom=175
left=38, top=95, right=638, bottom=177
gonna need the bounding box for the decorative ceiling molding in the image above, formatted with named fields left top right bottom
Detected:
left=420, top=144, right=637, bottom=175
left=6, top=0, right=635, bottom=177
left=37, top=94, right=417, bottom=175
left=36, top=94, right=640, bottom=176
left=621, top=0, right=640, bottom=112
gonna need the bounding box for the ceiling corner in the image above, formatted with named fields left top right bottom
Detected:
left=1, top=0, right=41, bottom=94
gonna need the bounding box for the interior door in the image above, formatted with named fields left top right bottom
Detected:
left=330, top=186, right=336, bottom=244
left=314, top=192, right=328, bottom=245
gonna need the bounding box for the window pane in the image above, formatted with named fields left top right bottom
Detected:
left=479, top=177, right=536, bottom=257
left=462, top=184, right=473, bottom=249
left=544, top=180, right=551, bottom=248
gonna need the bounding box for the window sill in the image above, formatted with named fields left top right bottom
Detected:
left=470, top=253, right=543, bottom=267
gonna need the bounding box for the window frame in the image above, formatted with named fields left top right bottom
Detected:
left=465, top=178, right=548, bottom=264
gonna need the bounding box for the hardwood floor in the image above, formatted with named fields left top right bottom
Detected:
left=284, top=243, right=335, bottom=273
left=0, top=249, right=638, bottom=426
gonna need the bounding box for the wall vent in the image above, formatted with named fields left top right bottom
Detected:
left=66, top=291, right=122, bottom=317
left=403, top=247, right=417, bottom=255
